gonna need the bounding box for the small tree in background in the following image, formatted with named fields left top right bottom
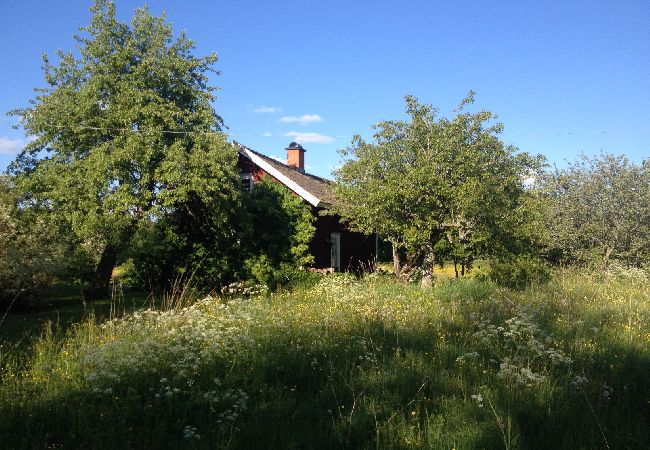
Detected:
left=9, top=1, right=241, bottom=298
left=332, top=93, right=542, bottom=284
left=542, top=153, right=650, bottom=268
left=0, top=176, right=94, bottom=307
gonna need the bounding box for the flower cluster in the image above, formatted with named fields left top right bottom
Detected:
left=473, top=313, right=572, bottom=386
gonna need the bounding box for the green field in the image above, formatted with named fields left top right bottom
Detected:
left=1, top=270, right=649, bottom=449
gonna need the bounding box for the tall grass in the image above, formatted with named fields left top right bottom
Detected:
left=0, top=270, right=648, bottom=449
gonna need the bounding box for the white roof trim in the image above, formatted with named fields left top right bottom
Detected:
left=240, top=147, right=323, bottom=207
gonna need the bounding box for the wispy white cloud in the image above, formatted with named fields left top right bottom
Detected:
left=280, top=114, right=323, bottom=125
left=0, top=136, right=25, bottom=155
left=253, top=106, right=282, bottom=113
left=261, top=131, right=273, bottom=137
left=284, top=131, right=334, bottom=144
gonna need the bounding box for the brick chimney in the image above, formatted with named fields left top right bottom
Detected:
left=286, top=141, right=306, bottom=172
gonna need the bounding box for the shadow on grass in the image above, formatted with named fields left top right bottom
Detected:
left=0, top=286, right=151, bottom=346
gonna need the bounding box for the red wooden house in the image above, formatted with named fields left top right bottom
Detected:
left=235, top=141, right=376, bottom=273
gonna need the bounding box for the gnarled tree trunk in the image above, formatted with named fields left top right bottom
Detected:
left=420, top=248, right=436, bottom=289
left=84, top=243, right=118, bottom=300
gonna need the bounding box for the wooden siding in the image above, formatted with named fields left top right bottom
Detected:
left=309, top=210, right=376, bottom=273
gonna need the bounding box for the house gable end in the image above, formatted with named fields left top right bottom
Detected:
left=235, top=143, right=328, bottom=208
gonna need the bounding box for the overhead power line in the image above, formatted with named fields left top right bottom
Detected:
left=19, top=124, right=650, bottom=139
left=45, top=124, right=225, bottom=135
left=38, top=124, right=303, bottom=138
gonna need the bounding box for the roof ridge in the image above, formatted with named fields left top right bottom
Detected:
left=233, top=141, right=333, bottom=183
left=233, top=141, right=337, bottom=207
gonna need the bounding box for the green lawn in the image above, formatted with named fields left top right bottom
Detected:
left=1, top=271, right=649, bottom=449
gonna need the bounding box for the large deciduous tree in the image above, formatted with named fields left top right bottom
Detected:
left=332, top=93, right=542, bottom=284
left=9, top=1, right=240, bottom=298
left=541, top=153, right=650, bottom=268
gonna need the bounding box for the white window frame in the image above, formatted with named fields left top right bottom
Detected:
left=330, top=232, right=341, bottom=271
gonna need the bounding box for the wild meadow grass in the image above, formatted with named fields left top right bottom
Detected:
left=0, top=269, right=648, bottom=449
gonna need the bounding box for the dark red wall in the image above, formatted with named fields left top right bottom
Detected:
left=237, top=155, right=266, bottom=182
left=309, top=210, right=376, bottom=273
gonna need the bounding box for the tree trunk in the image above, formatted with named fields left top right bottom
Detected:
left=600, top=246, right=614, bottom=270
left=392, top=244, right=402, bottom=281
left=84, top=243, right=118, bottom=300
left=453, top=259, right=459, bottom=279
left=420, top=249, right=435, bottom=289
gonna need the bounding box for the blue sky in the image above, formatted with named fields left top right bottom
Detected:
left=1, top=0, right=648, bottom=178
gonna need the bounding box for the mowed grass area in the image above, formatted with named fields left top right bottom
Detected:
left=1, top=271, right=649, bottom=449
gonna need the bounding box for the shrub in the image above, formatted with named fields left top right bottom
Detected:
left=488, top=256, right=551, bottom=291
left=241, top=177, right=316, bottom=290
left=244, top=257, right=323, bottom=291
left=0, top=177, right=94, bottom=308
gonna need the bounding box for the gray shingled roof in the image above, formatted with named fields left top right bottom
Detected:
left=234, top=142, right=337, bottom=207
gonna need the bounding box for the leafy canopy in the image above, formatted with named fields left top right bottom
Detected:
left=9, top=0, right=238, bottom=242
left=332, top=93, right=542, bottom=277
left=8, top=1, right=241, bottom=295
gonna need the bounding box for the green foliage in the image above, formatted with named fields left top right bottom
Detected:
left=122, top=192, right=248, bottom=292
left=8, top=0, right=241, bottom=297
left=119, top=220, right=183, bottom=290
left=242, top=177, right=316, bottom=289
left=121, top=177, right=317, bottom=292
left=0, top=177, right=94, bottom=307
left=487, top=256, right=551, bottom=291
left=332, top=93, right=544, bottom=281
left=541, top=153, right=650, bottom=268
left=1, top=271, right=649, bottom=448
left=160, top=190, right=246, bottom=289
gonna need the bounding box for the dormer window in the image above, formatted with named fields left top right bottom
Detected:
left=240, top=173, right=253, bottom=192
